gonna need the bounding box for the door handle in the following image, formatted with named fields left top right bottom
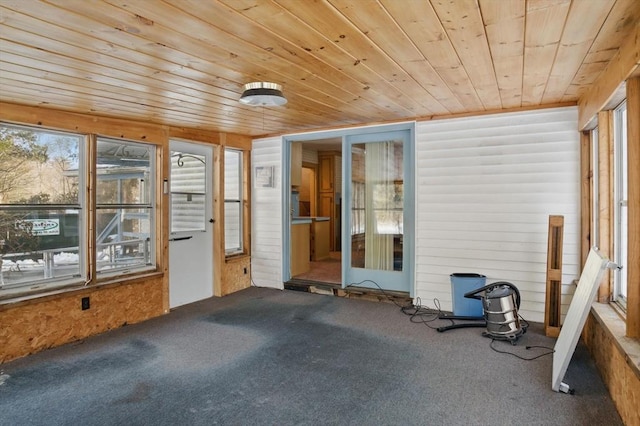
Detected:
left=169, top=236, right=193, bottom=242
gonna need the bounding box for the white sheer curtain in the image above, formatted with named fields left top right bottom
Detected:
left=364, top=141, right=394, bottom=270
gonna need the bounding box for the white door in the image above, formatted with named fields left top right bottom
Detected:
left=169, top=140, right=214, bottom=308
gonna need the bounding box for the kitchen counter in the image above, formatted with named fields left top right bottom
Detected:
left=293, top=216, right=329, bottom=222
left=292, top=217, right=312, bottom=224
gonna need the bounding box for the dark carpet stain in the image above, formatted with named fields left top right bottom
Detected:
left=0, top=338, right=157, bottom=397
left=114, top=382, right=153, bottom=404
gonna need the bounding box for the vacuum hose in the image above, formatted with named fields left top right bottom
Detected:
left=463, top=281, right=521, bottom=309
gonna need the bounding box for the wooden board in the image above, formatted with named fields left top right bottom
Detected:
left=552, top=248, right=611, bottom=393
left=545, top=215, right=564, bottom=337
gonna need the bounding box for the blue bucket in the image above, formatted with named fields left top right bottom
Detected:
left=450, top=273, right=486, bottom=317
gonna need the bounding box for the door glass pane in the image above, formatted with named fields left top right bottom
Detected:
left=351, top=140, right=403, bottom=271
left=170, top=151, right=206, bottom=233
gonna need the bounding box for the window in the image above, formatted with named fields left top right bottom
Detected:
left=96, top=138, right=155, bottom=275
left=0, top=123, right=158, bottom=297
left=591, top=127, right=599, bottom=250
left=0, top=124, right=85, bottom=290
left=224, top=148, right=243, bottom=255
left=613, top=101, right=627, bottom=309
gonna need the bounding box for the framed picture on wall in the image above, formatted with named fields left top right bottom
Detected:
left=254, top=166, right=275, bottom=188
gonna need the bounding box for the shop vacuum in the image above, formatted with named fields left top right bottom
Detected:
left=438, top=281, right=526, bottom=344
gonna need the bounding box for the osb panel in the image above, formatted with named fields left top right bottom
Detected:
left=0, top=276, right=164, bottom=363
left=585, top=314, right=640, bottom=426
left=221, top=257, right=251, bottom=296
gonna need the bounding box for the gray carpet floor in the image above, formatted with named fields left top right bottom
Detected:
left=0, top=287, right=622, bottom=426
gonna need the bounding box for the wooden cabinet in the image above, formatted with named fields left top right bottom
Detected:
left=311, top=219, right=330, bottom=261
left=291, top=222, right=310, bottom=276
left=319, top=155, right=333, bottom=192
left=318, top=152, right=340, bottom=251
left=290, top=142, right=302, bottom=187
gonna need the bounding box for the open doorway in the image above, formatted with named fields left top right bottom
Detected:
left=284, top=123, right=414, bottom=297
left=289, top=138, right=342, bottom=286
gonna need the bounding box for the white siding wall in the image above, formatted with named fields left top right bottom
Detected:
left=415, top=107, right=580, bottom=323
left=251, top=136, right=284, bottom=289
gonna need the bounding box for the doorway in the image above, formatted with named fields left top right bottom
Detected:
left=284, top=124, right=414, bottom=296
left=168, top=140, right=214, bottom=308
left=288, top=139, right=342, bottom=286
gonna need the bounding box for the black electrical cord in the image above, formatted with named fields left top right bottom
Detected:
left=403, top=297, right=452, bottom=330
left=346, top=280, right=458, bottom=330
left=489, top=338, right=555, bottom=361
left=347, top=278, right=553, bottom=362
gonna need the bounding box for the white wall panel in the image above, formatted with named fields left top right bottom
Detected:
left=415, top=107, right=580, bottom=323
left=251, top=136, right=283, bottom=289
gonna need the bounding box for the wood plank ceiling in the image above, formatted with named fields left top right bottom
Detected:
left=0, top=0, right=638, bottom=136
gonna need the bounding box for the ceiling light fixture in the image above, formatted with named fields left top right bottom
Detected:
left=239, top=82, right=287, bottom=106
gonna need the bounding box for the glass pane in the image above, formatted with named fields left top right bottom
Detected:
left=171, top=151, right=206, bottom=194
left=171, top=193, right=206, bottom=233
left=351, top=140, right=403, bottom=271
left=614, top=104, right=627, bottom=303
left=96, top=207, right=151, bottom=272
left=224, top=202, right=241, bottom=253
left=0, top=124, right=81, bottom=205
left=0, top=209, right=81, bottom=286
left=224, top=149, right=242, bottom=254
left=97, top=139, right=152, bottom=205
left=170, top=150, right=207, bottom=233
left=224, top=149, right=241, bottom=199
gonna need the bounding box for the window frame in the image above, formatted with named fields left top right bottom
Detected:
left=0, top=123, right=87, bottom=294
left=591, top=127, right=599, bottom=250
left=223, top=148, right=245, bottom=256
left=612, top=101, right=628, bottom=310
left=0, top=122, right=159, bottom=299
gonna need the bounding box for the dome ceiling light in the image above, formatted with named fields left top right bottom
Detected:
left=239, top=82, right=287, bottom=106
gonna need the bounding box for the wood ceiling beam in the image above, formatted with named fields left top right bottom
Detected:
left=578, top=22, right=640, bottom=130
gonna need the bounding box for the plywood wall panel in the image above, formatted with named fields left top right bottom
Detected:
left=0, top=276, right=164, bottom=363
left=222, top=257, right=252, bottom=296
left=584, top=313, right=640, bottom=426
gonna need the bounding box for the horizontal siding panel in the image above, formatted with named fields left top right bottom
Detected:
left=418, top=138, right=577, bottom=156
left=417, top=162, right=578, bottom=177
left=418, top=108, right=577, bottom=132
left=416, top=202, right=577, bottom=214
left=418, top=211, right=580, bottom=225
left=418, top=151, right=577, bottom=168
left=415, top=106, right=580, bottom=324
left=251, top=137, right=283, bottom=290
